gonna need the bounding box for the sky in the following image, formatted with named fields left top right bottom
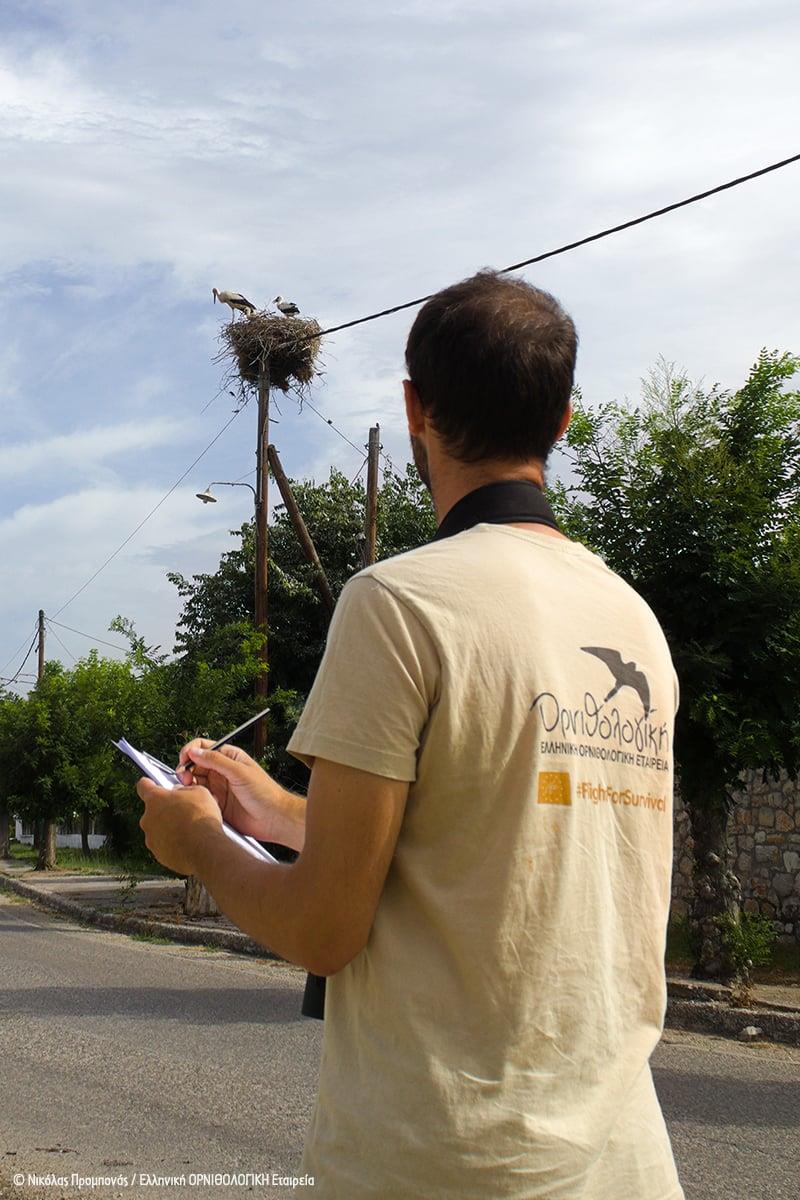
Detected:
left=1, top=0, right=799, bottom=687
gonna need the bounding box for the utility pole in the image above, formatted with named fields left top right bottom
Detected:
left=35, top=609, right=57, bottom=869
left=254, top=369, right=270, bottom=760
left=363, top=424, right=381, bottom=567
left=37, top=609, right=45, bottom=683
left=30, top=610, right=46, bottom=852
left=267, top=445, right=335, bottom=617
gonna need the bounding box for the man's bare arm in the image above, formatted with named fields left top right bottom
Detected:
left=140, top=757, right=409, bottom=974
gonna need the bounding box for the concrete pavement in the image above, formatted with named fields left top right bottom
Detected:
left=0, top=893, right=321, bottom=1200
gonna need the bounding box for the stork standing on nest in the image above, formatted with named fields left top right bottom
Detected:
left=213, top=288, right=258, bottom=321
left=274, top=294, right=300, bottom=316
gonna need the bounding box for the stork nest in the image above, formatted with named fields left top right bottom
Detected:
left=218, top=313, right=322, bottom=392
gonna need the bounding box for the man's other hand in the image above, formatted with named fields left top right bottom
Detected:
left=137, top=777, right=223, bottom=876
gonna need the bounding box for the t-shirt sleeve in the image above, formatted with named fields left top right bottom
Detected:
left=286, top=574, right=440, bottom=782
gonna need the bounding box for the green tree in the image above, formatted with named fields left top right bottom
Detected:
left=549, top=351, right=800, bottom=980
left=10, top=661, right=75, bottom=869
left=0, top=641, right=171, bottom=866
left=0, top=691, right=27, bottom=857
left=65, top=649, right=157, bottom=857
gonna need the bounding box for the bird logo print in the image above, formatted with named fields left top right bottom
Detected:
left=580, top=647, right=653, bottom=718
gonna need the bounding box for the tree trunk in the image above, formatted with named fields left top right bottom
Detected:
left=35, top=818, right=57, bottom=871
left=0, top=807, right=10, bottom=859
left=183, top=876, right=218, bottom=917
left=32, top=818, right=42, bottom=850
left=687, top=800, right=741, bottom=981
left=102, top=801, right=135, bottom=857
left=80, top=811, right=92, bottom=856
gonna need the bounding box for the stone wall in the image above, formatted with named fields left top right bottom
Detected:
left=671, top=771, right=800, bottom=945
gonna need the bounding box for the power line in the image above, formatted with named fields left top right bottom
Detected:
left=0, top=625, right=38, bottom=677
left=350, top=454, right=369, bottom=486
left=233, top=467, right=257, bottom=484
left=51, top=407, right=244, bottom=618
left=298, top=396, right=366, bottom=456
left=45, top=623, right=76, bottom=664
left=296, top=396, right=402, bottom=483
left=307, top=151, right=800, bottom=342
left=287, top=152, right=800, bottom=487
left=200, top=384, right=229, bottom=414
left=3, top=632, right=39, bottom=688
left=46, top=618, right=128, bottom=656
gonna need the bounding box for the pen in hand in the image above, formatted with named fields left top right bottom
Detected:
left=179, top=706, right=270, bottom=776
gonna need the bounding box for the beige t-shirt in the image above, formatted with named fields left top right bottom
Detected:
left=287, top=523, right=684, bottom=1200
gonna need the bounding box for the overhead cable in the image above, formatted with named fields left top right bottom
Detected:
left=51, top=408, right=244, bottom=617
left=308, top=151, right=800, bottom=341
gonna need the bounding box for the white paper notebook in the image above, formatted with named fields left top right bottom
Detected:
left=113, top=737, right=278, bottom=864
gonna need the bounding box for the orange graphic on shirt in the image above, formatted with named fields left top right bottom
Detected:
left=538, top=772, right=571, bottom=806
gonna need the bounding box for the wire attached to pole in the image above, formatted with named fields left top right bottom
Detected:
left=308, top=151, right=800, bottom=341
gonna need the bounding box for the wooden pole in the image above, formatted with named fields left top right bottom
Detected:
left=35, top=610, right=56, bottom=870
left=267, top=445, right=335, bottom=617
left=254, top=369, right=270, bottom=760
left=363, top=425, right=380, bottom=567
left=37, top=609, right=45, bottom=682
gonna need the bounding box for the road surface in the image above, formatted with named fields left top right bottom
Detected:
left=1, top=893, right=798, bottom=1199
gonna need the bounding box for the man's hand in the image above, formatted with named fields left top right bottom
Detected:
left=137, top=777, right=223, bottom=876
left=176, top=740, right=307, bottom=851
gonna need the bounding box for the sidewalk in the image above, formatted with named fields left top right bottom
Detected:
left=0, top=859, right=272, bottom=957
left=2, top=860, right=799, bottom=1044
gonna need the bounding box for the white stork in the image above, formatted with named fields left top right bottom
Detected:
left=213, top=288, right=258, bottom=320
left=274, top=294, right=300, bottom=316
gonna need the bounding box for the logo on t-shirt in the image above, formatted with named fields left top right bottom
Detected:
left=580, top=647, right=652, bottom=718
left=537, top=771, right=572, bottom=806
left=529, top=644, right=671, bottom=774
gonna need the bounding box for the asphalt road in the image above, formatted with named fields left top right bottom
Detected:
left=1, top=893, right=799, bottom=1200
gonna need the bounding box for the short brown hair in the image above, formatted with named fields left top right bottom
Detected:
left=405, top=271, right=577, bottom=463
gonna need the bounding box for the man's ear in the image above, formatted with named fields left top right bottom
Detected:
left=555, top=398, right=572, bottom=443
left=403, top=379, right=426, bottom=436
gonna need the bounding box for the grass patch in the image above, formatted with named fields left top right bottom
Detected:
left=129, top=931, right=224, bottom=953
left=755, top=940, right=800, bottom=984
left=665, top=917, right=694, bottom=970
left=7, top=840, right=170, bottom=878
left=666, top=914, right=800, bottom=983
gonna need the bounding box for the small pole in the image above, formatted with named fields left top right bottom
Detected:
left=37, top=609, right=45, bottom=683
left=267, top=446, right=335, bottom=617
left=36, top=610, right=56, bottom=869
left=364, top=424, right=380, bottom=567
left=254, top=368, right=270, bottom=760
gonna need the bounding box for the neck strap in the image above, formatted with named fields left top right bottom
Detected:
left=433, top=479, right=561, bottom=541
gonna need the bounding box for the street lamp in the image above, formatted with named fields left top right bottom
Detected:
left=196, top=480, right=257, bottom=504
left=195, top=478, right=266, bottom=757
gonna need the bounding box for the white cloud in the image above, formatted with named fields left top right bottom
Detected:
left=0, top=417, right=182, bottom=481
left=0, top=481, right=251, bottom=681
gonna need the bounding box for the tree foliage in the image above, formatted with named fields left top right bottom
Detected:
left=550, top=351, right=800, bottom=808
left=548, top=350, right=800, bottom=977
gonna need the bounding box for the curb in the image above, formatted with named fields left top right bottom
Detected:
left=0, top=871, right=277, bottom=960
left=665, top=996, right=800, bottom=1046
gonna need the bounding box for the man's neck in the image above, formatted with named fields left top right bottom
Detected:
left=429, top=464, right=543, bottom=524
left=430, top=463, right=571, bottom=542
